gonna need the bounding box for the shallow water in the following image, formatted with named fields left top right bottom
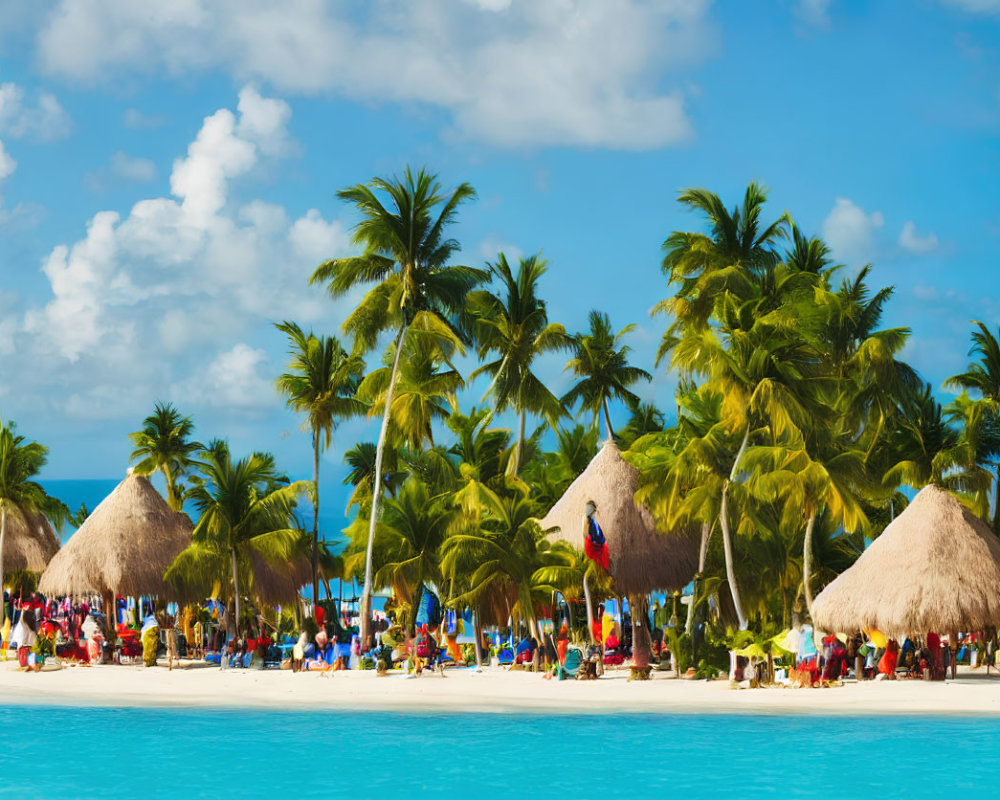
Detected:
left=0, top=705, right=992, bottom=797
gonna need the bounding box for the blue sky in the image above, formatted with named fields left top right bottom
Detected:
left=1, top=0, right=999, bottom=520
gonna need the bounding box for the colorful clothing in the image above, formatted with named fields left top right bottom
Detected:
left=585, top=516, right=610, bottom=570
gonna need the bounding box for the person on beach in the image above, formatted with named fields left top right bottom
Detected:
left=583, top=500, right=609, bottom=571
left=11, top=608, right=37, bottom=670
left=164, top=614, right=179, bottom=671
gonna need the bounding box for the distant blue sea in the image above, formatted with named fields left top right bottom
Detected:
left=0, top=706, right=995, bottom=797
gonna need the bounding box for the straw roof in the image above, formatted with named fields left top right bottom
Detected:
left=1, top=508, right=60, bottom=573
left=39, top=474, right=192, bottom=598
left=539, top=439, right=698, bottom=595
left=812, top=485, right=1000, bottom=639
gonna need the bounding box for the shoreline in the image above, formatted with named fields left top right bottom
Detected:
left=4, top=662, right=1000, bottom=717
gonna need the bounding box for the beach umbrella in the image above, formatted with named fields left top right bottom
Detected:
left=539, top=439, right=698, bottom=669
left=1, top=508, right=60, bottom=578
left=812, top=484, right=1000, bottom=642
left=39, top=472, right=193, bottom=640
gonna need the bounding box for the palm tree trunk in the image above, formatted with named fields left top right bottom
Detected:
left=162, top=465, right=178, bottom=512
left=686, top=521, right=712, bottom=632
left=510, top=408, right=526, bottom=475
left=630, top=594, right=650, bottom=670
left=803, top=512, right=817, bottom=616
left=602, top=398, right=615, bottom=440
left=230, top=548, right=241, bottom=638
left=583, top=571, right=596, bottom=643
left=472, top=605, right=483, bottom=670
left=360, top=325, right=407, bottom=646
left=0, top=504, right=6, bottom=628
left=311, top=427, right=320, bottom=612
left=721, top=425, right=750, bottom=631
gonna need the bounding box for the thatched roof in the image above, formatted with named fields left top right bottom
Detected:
left=539, top=439, right=698, bottom=595
left=39, top=474, right=192, bottom=598
left=812, top=485, right=1000, bottom=638
left=2, top=508, right=60, bottom=574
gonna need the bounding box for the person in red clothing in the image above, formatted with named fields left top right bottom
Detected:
left=878, top=640, right=899, bottom=678
left=583, top=500, right=609, bottom=571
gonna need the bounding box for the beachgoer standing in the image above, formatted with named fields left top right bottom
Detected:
left=583, top=500, right=609, bottom=570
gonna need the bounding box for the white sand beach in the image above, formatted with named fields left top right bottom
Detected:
left=4, top=662, right=1000, bottom=716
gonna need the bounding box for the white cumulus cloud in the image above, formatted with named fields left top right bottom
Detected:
left=899, top=220, right=939, bottom=255
left=35, top=0, right=715, bottom=150
left=0, top=140, right=15, bottom=180
left=821, top=197, right=884, bottom=265
left=0, top=82, right=71, bottom=141
left=12, top=86, right=350, bottom=422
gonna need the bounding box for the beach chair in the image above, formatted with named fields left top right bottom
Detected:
left=558, top=646, right=584, bottom=680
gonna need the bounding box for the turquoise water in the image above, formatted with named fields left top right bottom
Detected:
left=0, top=706, right=994, bottom=797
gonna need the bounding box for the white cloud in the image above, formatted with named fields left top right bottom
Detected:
left=794, top=0, right=833, bottom=27
left=899, top=220, right=939, bottom=255
left=12, top=86, right=348, bottom=422
left=821, top=197, right=884, bottom=265
left=35, top=0, right=715, bottom=149
left=109, top=151, right=156, bottom=182
left=0, top=82, right=71, bottom=141
left=0, top=139, right=15, bottom=180
left=171, top=343, right=274, bottom=410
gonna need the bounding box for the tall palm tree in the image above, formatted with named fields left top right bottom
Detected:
left=274, top=320, right=365, bottom=606
left=0, top=422, right=68, bottom=626
left=468, top=253, right=571, bottom=473
left=562, top=310, right=651, bottom=439
left=165, top=447, right=309, bottom=635
left=656, top=182, right=790, bottom=359
left=947, top=320, right=1000, bottom=530
left=128, top=403, right=204, bottom=511
left=310, top=167, right=485, bottom=644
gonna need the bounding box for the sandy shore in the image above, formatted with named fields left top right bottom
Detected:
left=4, top=661, right=1000, bottom=715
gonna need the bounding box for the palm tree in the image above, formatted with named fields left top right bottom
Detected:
left=165, top=446, right=309, bottom=635
left=309, top=167, right=485, bottom=644
left=562, top=310, right=651, bottom=439
left=656, top=182, right=790, bottom=358
left=274, top=320, right=365, bottom=606
left=356, top=332, right=464, bottom=451
left=947, top=320, right=1000, bottom=530
left=350, top=479, right=457, bottom=637
left=442, top=484, right=568, bottom=644
left=468, top=253, right=571, bottom=473
left=0, top=422, right=68, bottom=626
left=128, top=403, right=203, bottom=511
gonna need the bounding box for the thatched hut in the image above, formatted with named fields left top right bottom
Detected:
left=540, top=440, right=698, bottom=595
left=812, top=484, right=1000, bottom=641
left=39, top=473, right=193, bottom=639
left=2, top=508, right=60, bottom=576
left=539, top=439, right=698, bottom=670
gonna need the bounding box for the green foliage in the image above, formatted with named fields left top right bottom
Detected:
left=128, top=403, right=203, bottom=511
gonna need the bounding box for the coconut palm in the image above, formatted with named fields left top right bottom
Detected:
left=352, top=479, right=457, bottom=636
left=947, top=320, right=1000, bottom=530
left=656, top=182, right=790, bottom=359
left=342, top=442, right=403, bottom=512
left=562, top=310, right=652, bottom=439
left=0, top=422, right=68, bottom=625
left=442, top=484, right=566, bottom=643
left=128, top=403, right=204, bottom=511
left=165, top=447, right=309, bottom=635
left=309, top=167, right=485, bottom=644
left=468, top=253, right=571, bottom=473
left=356, top=332, right=464, bottom=451
left=274, top=320, right=366, bottom=605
